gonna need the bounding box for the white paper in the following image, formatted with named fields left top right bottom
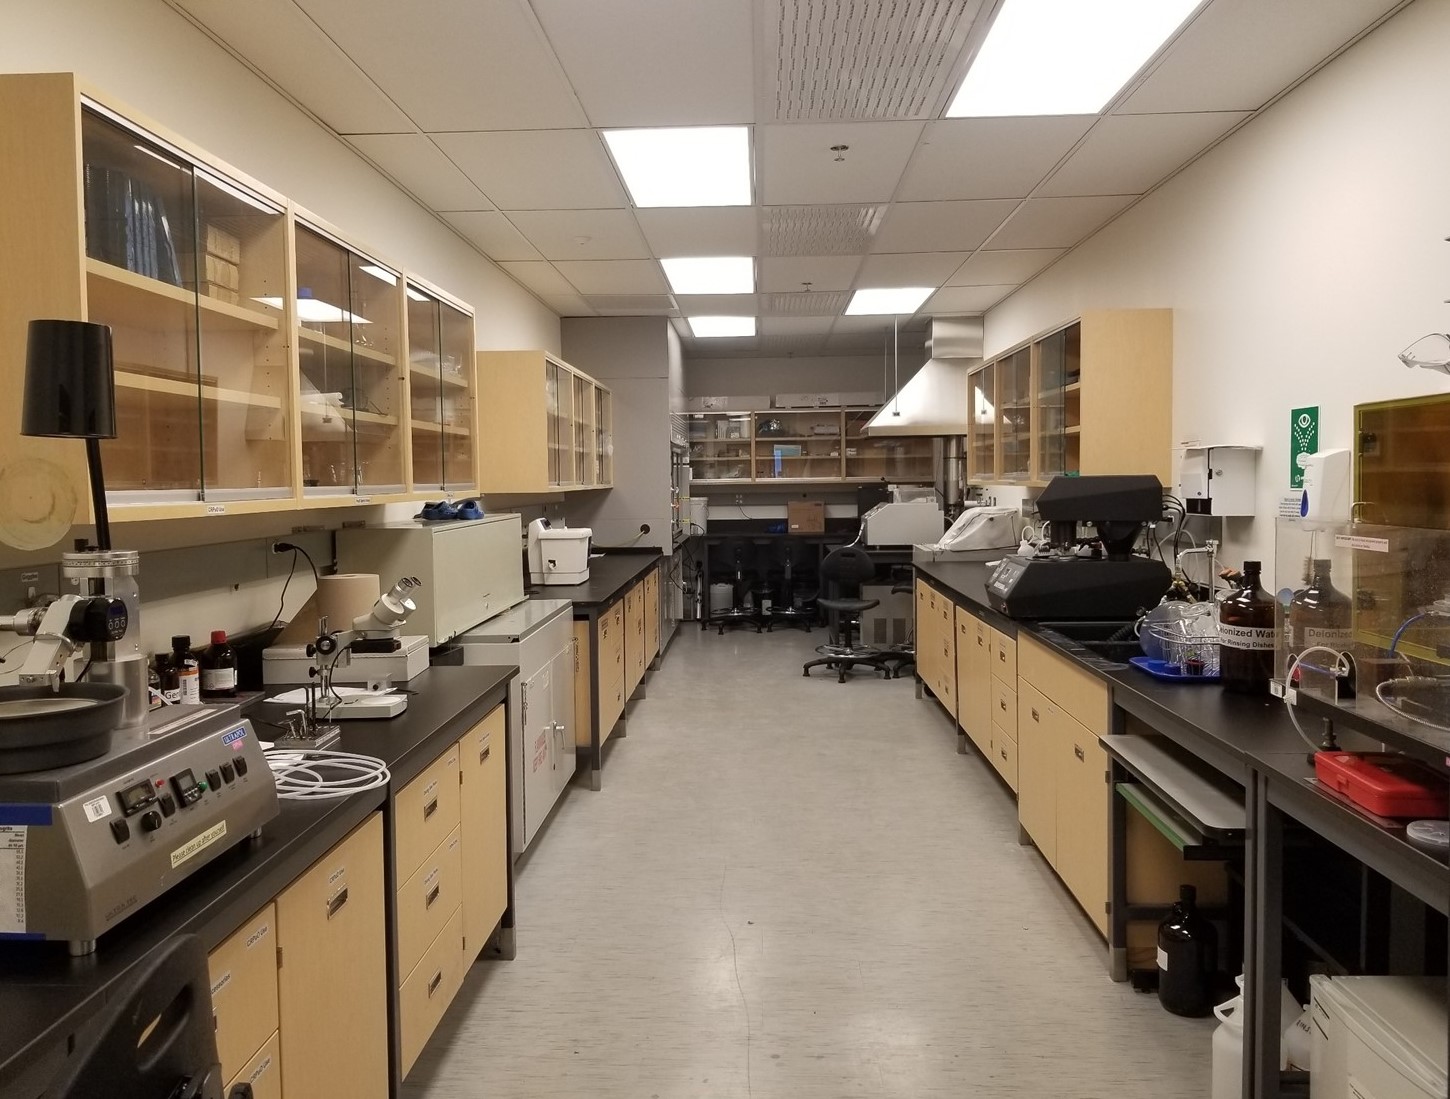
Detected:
left=266, top=685, right=396, bottom=705
left=0, top=827, right=27, bottom=934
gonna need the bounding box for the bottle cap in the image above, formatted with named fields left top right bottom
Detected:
left=1312, top=558, right=1332, bottom=571
left=1180, top=884, right=1197, bottom=904
left=211, top=630, right=227, bottom=645
left=171, top=634, right=191, bottom=651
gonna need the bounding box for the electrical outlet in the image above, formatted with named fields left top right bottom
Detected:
left=734, top=494, right=744, bottom=505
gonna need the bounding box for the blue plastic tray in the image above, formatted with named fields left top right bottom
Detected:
left=1129, top=656, right=1220, bottom=683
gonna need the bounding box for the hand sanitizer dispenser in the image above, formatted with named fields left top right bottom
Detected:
left=1299, top=449, right=1351, bottom=530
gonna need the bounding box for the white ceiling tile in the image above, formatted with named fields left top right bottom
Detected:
left=986, top=195, right=1136, bottom=250
left=531, top=0, right=753, bottom=126
left=584, top=294, right=678, bottom=316
left=873, top=200, right=1019, bottom=253
left=759, top=256, right=862, bottom=293
left=674, top=294, right=759, bottom=315
left=171, top=0, right=415, bottom=133
left=292, top=0, right=586, bottom=130
left=635, top=208, right=758, bottom=257
left=760, top=122, right=925, bottom=205
left=431, top=131, right=628, bottom=211
left=498, top=261, right=580, bottom=299
left=541, top=292, right=595, bottom=317
left=552, top=260, right=668, bottom=295
left=506, top=210, right=650, bottom=260
left=1120, top=0, right=1403, bottom=113
left=760, top=316, right=836, bottom=337
left=345, top=134, right=493, bottom=211
left=684, top=334, right=759, bottom=352
left=857, top=252, right=971, bottom=287
left=946, top=249, right=1063, bottom=286
left=922, top=285, right=1017, bottom=314
left=896, top=117, right=1095, bottom=201
left=441, top=212, right=542, bottom=261
left=1039, top=112, right=1251, bottom=198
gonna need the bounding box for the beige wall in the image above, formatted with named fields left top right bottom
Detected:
left=684, top=351, right=925, bottom=400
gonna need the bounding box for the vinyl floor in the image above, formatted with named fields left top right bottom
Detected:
left=405, top=625, right=1212, bottom=1098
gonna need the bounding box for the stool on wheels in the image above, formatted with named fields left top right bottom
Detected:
left=767, top=538, right=817, bottom=632
left=802, top=545, right=893, bottom=682
left=877, top=566, right=917, bottom=679
left=709, top=538, right=763, bottom=634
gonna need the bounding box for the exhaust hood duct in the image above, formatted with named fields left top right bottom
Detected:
left=862, top=317, right=982, bottom=436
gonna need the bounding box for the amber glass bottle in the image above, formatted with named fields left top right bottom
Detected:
left=1219, top=560, right=1276, bottom=694
left=1289, top=558, right=1352, bottom=657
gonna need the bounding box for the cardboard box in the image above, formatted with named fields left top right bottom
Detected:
left=787, top=500, right=825, bottom=533
left=204, top=223, right=242, bottom=264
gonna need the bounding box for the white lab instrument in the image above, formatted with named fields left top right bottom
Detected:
left=263, top=634, right=429, bottom=686
left=862, top=495, right=945, bottom=547
left=1298, top=448, right=1351, bottom=530
left=1308, top=975, right=1446, bottom=1099
left=453, top=599, right=576, bottom=856
left=527, top=518, right=593, bottom=585
left=337, top=514, right=525, bottom=644
left=917, top=506, right=1021, bottom=556
left=1179, top=445, right=1260, bottom=517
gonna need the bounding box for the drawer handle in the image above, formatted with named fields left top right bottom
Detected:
left=998, top=651, right=1006, bottom=662
left=326, top=886, right=349, bottom=920
left=1030, top=708, right=1039, bottom=722
left=423, top=798, right=439, bottom=821
left=427, top=970, right=443, bottom=998
left=479, top=745, right=491, bottom=764
left=999, top=699, right=1007, bottom=711
left=1000, top=748, right=1007, bottom=761
left=425, top=883, right=442, bottom=909
left=1074, top=744, right=1085, bottom=762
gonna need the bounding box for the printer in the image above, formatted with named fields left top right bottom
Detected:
left=527, top=517, right=592, bottom=585
left=861, top=486, right=946, bottom=547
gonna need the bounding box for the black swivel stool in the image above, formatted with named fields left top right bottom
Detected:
left=708, top=538, right=764, bottom=634
left=876, top=566, right=917, bottom=679
left=767, top=538, right=817, bottom=632
left=802, top=544, right=893, bottom=682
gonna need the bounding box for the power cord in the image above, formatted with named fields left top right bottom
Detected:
left=262, top=746, right=391, bottom=800
left=269, top=542, right=321, bottom=631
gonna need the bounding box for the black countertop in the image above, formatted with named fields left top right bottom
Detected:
left=0, top=665, right=514, bottom=1093
left=533, top=551, right=661, bottom=612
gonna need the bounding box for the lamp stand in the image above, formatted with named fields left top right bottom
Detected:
left=85, top=437, right=112, bottom=551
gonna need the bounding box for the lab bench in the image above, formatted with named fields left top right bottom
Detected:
left=533, top=550, right=665, bottom=791
left=912, top=555, right=1449, bottom=1099
left=0, top=664, right=514, bottom=1099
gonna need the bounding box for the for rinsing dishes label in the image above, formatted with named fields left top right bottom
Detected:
left=1218, top=623, right=1276, bottom=651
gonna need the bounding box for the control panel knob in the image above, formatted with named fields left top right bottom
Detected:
left=140, top=810, right=163, bottom=833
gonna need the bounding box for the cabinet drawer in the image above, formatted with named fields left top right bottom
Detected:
left=989, top=723, right=1019, bottom=792
left=394, top=746, right=462, bottom=885
left=991, top=678, right=1018, bottom=738
left=399, top=905, right=465, bottom=1078
left=396, top=825, right=462, bottom=979
left=573, top=621, right=592, bottom=748
left=459, top=706, right=508, bottom=958
left=208, top=903, right=277, bottom=1083
left=226, top=1030, right=280, bottom=1099
left=1018, top=634, right=1109, bottom=736
left=990, top=627, right=1017, bottom=682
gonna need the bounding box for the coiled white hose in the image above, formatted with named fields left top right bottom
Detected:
left=263, top=747, right=391, bottom=801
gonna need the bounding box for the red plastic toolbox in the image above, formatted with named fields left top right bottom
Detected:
left=1313, top=752, right=1449, bottom=819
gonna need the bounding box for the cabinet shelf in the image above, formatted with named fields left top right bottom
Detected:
left=411, top=418, right=469, bottom=437
left=87, top=258, right=281, bottom=332
left=298, top=327, right=395, bottom=366
left=754, top=434, right=837, bottom=442
left=115, top=368, right=282, bottom=410
left=408, top=362, right=469, bottom=388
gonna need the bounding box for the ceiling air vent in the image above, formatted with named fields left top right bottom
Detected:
left=762, top=205, right=883, bottom=256
left=762, top=291, right=850, bottom=316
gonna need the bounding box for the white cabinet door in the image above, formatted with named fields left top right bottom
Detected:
left=545, top=638, right=577, bottom=809
left=519, top=661, right=553, bottom=850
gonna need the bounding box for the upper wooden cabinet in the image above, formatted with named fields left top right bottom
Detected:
left=475, top=351, right=614, bottom=494
left=967, top=309, right=1172, bottom=487
left=0, top=72, right=479, bottom=526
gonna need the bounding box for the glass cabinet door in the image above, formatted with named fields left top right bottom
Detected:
left=753, top=410, right=841, bottom=480
left=407, top=288, right=444, bottom=491
left=295, top=227, right=404, bottom=496
left=1036, top=327, right=1068, bottom=481
left=843, top=408, right=934, bottom=481
left=546, top=361, right=575, bottom=487
left=998, top=348, right=1032, bottom=481
left=83, top=108, right=290, bottom=503
left=438, top=300, right=475, bottom=492
left=968, top=364, right=996, bottom=482
left=686, top=413, right=751, bottom=481
left=573, top=374, right=593, bottom=486
left=596, top=387, right=612, bottom=485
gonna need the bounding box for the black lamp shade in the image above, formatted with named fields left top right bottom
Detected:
left=22, top=319, right=117, bottom=439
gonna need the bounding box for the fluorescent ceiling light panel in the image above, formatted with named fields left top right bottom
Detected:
left=947, top=0, right=1200, bottom=117
left=688, top=316, right=756, bottom=338
left=661, top=256, right=755, bottom=295
left=845, top=288, right=933, bottom=316
left=359, top=264, right=398, bottom=285
left=602, top=126, right=751, bottom=207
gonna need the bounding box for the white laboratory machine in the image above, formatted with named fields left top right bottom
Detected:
left=862, top=488, right=945, bottom=547
left=453, top=599, right=576, bottom=856
left=916, top=505, right=1022, bottom=557
left=527, top=518, right=592, bottom=585
left=1308, top=975, right=1446, bottom=1099
left=337, top=514, right=525, bottom=645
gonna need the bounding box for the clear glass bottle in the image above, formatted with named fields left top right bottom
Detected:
left=1289, top=558, right=1352, bottom=657
left=1218, top=560, right=1276, bottom=694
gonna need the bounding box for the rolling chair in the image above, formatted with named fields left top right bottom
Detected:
left=802, top=544, right=893, bottom=683
left=767, top=538, right=818, bottom=632
left=877, top=566, right=917, bottom=679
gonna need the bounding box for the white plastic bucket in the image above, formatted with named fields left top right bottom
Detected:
left=1211, top=978, right=1309, bottom=1098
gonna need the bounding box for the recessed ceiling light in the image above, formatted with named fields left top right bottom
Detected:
left=602, top=126, right=752, bottom=207
left=688, top=316, right=756, bottom=338
left=845, top=288, right=934, bottom=316
left=946, top=0, right=1201, bottom=117
left=661, top=256, right=755, bottom=295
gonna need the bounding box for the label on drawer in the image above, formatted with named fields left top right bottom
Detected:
left=210, top=970, right=232, bottom=998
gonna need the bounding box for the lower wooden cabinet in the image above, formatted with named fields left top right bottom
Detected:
left=644, top=567, right=660, bottom=663
left=988, top=722, right=1019, bottom=791
left=956, top=607, right=991, bottom=750
left=399, top=906, right=466, bottom=1076
left=227, top=1031, right=281, bottom=1099
left=600, top=600, right=626, bottom=739
left=625, top=581, right=646, bottom=694
left=276, top=813, right=388, bottom=1099
left=208, top=903, right=278, bottom=1084
left=573, top=620, right=592, bottom=749
left=1054, top=720, right=1109, bottom=935
left=1016, top=681, right=1059, bottom=862
left=459, top=704, right=509, bottom=959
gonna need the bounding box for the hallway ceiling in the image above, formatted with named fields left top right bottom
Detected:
left=168, top=0, right=1407, bottom=358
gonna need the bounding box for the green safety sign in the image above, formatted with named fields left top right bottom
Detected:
left=1289, top=406, right=1318, bottom=489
